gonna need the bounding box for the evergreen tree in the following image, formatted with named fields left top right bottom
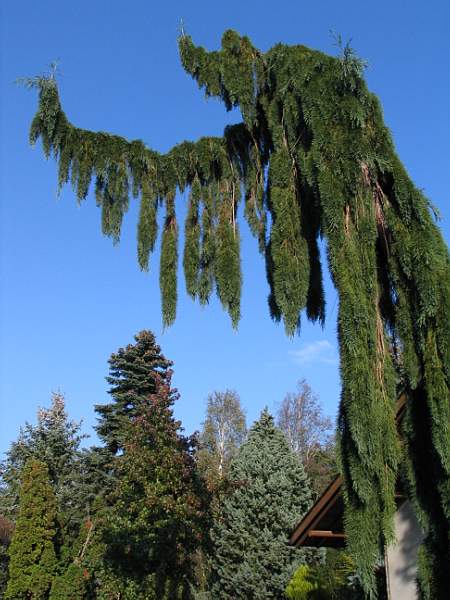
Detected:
left=94, top=330, right=173, bottom=456
left=5, top=459, right=58, bottom=599
left=92, top=331, right=210, bottom=598
left=25, top=31, right=450, bottom=596
left=48, top=518, right=97, bottom=600
left=0, top=516, right=14, bottom=597
left=48, top=562, right=86, bottom=600
left=210, top=409, right=312, bottom=599
left=286, top=551, right=364, bottom=599
left=0, top=393, right=89, bottom=562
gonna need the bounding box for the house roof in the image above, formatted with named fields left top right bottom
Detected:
left=290, top=394, right=407, bottom=549
left=290, top=474, right=345, bottom=548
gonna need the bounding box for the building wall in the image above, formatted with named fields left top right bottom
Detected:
left=385, top=501, right=423, bottom=600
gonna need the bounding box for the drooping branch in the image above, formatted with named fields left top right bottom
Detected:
left=26, top=30, right=450, bottom=598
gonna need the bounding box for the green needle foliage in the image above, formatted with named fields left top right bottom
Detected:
left=93, top=331, right=210, bottom=598
left=94, top=330, right=173, bottom=456
left=209, top=409, right=313, bottom=599
left=101, top=376, right=209, bottom=599
left=5, top=460, right=58, bottom=599
left=0, top=394, right=90, bottom=567
left=25, top=30, right=450, bottom=597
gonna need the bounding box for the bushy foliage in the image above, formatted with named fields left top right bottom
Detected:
left=0, top=392, right=89, bottom=559
left=210, top=409, right=313, bottom=599
left=0, top=516, right=14, bottom=597
left=5, top=459, right=58, bottom=599
left=49, top=562, right=87, bottom=600
left=286, top=564, right=319, bottom=599
left=286, top=551, right=364, bottom=600
left=90, top=331, right=211, bottom=599
left=102, top=380, right=209, bottom=597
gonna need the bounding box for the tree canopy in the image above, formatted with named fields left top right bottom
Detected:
left=25, top=30, right=450, bottom=598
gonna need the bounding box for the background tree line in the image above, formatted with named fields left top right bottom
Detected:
left=0, top=331, right=358, bottom=599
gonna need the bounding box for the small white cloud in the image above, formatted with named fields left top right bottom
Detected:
left=289, top=340, right=338, bottom=366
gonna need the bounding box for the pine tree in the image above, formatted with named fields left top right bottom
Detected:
left=5, top=459, right=58, bottom=599
left=210, top=409, right=312, bottom=599
left=25, top=31, right=450, bottom=596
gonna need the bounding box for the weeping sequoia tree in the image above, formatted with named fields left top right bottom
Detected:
left=25, top=31, right=449, bottom=597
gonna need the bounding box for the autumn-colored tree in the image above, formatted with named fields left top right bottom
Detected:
left=102, top=375, right=209, bottom=598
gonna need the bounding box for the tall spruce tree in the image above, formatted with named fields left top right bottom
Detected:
left=0, top=393, right=85, bottom=514
left=5, top=459, right=58, bottom=600
left=210, top=409, right=312, bottom=599
left=25, top=31, right=450, bottom=597
left=94, top=330, right=173, bottom=455
left=93, top=331, right=210, bottom=598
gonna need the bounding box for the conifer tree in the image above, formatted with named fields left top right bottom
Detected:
left=48, top=519, right=96, bottom=600
left=92, top=331, right=210, bottom=598
left=210, top=409, right=312, bottom=599
left=5, top=459, right=58, bottom=599
left=94, top=330, right=173, bottom=455
left=0, top=516, right=14, bottom=597
left=1, top=393, right=85, bottom=511
left=0, top=394, right=90, bottom=563
left=25, top=31, right=450, bottom=597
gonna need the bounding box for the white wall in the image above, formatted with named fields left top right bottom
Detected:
left=385, top=501, right=423, bottom=600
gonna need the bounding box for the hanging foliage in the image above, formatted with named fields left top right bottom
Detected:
left=25, top=30, right=449, bottom=598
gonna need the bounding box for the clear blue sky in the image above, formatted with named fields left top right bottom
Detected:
left=1, top=0, right=449, bottom=455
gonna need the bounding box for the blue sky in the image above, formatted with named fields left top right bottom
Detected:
left=1, top=0, right=449, bottom=455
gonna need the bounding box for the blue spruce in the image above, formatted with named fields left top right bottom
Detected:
left=211, top=409, right=313, bottom=599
